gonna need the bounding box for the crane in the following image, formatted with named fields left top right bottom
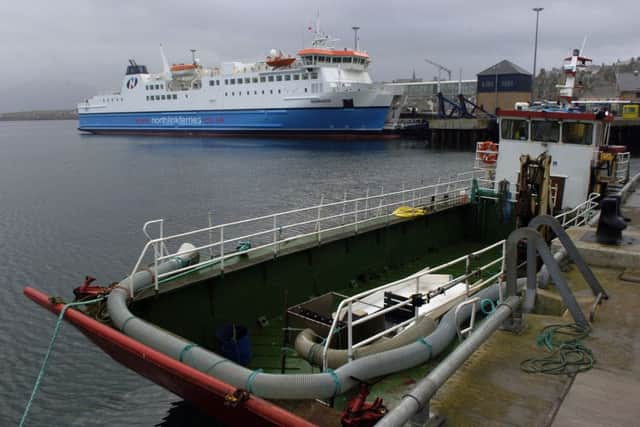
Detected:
left=424, top=58, right=452, bottom=92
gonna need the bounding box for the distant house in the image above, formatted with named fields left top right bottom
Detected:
left=476, top=60, right=532, bottom=113
left=616, top=71, right=640, bottom=101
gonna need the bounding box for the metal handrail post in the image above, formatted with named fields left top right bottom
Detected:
left=208, top=212, right=214, bottom=258
left=220, top=227, right=225, bottom=272
left=316, top=194, right=324, bottom=243
left=364, top=187, right=369, bottom=220
left=347, top=302, right=354, bottom=362
left=272, top=215, right=278, bottom=255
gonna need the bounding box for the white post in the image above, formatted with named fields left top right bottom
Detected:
left=342, top=191, right=347, bottom=225
left=347, top=301, right=354, bottom=361
left=316, top=194, right=324, bottom=243
left=153, top=241, right=159, bottom=292
left=355, top=199, right=359, bottom=233
left=220, top=226, right=225, bottom=272
left=378, top=186, right=384, bottom=217
left=208, top=212, right=214, bottom=258
left=364, top=187, right=370, bottom=220
left=273, top=215, right=278, bottom=256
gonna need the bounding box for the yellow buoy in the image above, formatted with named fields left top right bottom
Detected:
left=392, top=206, right=428, bottom=218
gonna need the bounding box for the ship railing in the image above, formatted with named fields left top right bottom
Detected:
left=128, top=175, right=481, bottom=297
left=555, top=192, right=601, bottom=228
left=321, top=192, right=603, bottom=370
left=615, top=152, right=631, bottom=184
left=321, top=239, right=506, bottom=371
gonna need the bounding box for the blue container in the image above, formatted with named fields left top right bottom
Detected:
left=216, top=324, right=252, bottom=366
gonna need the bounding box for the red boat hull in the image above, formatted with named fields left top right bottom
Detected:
left=24, top=287, right=315, bottom=427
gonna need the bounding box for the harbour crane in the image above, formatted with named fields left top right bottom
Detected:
left=424, top=58, right=452, bottom=92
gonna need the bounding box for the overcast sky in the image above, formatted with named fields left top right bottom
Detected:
left=1, top=0, right=638, bottom=112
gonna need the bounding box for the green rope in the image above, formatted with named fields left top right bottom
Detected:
left=520, top=323, right=595, bottom=375
left=416, top=337, right=433, bottom=360
left=480, top=298, right=496, bottom=315
left=246, top=368, right=263, bottom=393
left=324, top=368, right=342, bottom=397
left=179, top=343, right=197, bottom=362
left=20, top=296, right=106, bottom=427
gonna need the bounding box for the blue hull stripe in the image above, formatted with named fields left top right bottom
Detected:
left=78, top=107, right=390, bottom=132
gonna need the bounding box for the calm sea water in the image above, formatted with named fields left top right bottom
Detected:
left=0, top=121, right=478, bottom=426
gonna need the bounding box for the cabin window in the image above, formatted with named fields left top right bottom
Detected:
left=304, top=88, right=308, bottom=93
left=161, top=95, right=166, bottom=100
left=501, top=119, right=528, bottom=140
left=310, top=72, right=319, bottom=79
left=262, top=90, right=264, bottom=94
left=268, top=76, right=274, bottom=82
left=209, top=80, right=214, bottom=86
left=532, top=120, right=560, bottom=143
left=155, top=95, right=160, bottom=100
left=278, top=89, right=281, bottom=94
left=332, top=57, right=340, bottom=63
left=344, top=57, right=352, bottom=63
left=260, top=76, right=266, bottom=83
left=237, top=78, right=242, bottom=85
left=293, top=74, right=300, bottom=80
left=276, top=75, right=283, bottom=81
left=270, top=89, right=273, bottom=94
left=224, top=79, right=228, bottom=85
left=302, top=74, right=309, bottom=80
left=252, top=77, right=258, bottom=83
left=562, top=122, right=593, bottom=145
left=232, top=92, right=235, bottom=96
left=173, top=94, right=177, bottom=99
left=216, top=80, right=220, bottom=86
left=225, top=92, right=228, bottom=96
left=230, top=79, right=235, bottom=84
left=247, top=91, right=250, bottom=95
left=245, top=78, right=250, bottom=83
left=254, top=90, right=257, bottom=95
left=285, top=75, right=291, bottom=81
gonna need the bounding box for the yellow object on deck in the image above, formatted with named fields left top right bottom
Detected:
left=393, top=206, right=428, bottom=218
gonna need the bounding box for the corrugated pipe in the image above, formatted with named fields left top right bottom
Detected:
left=107, top=243, right=506, bottom=400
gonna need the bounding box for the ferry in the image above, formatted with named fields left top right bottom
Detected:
left=77, top=26, right=399, bottom=136
left=24, top=49, right=636, bottom=426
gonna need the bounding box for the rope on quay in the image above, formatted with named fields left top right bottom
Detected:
left=19, top=296, right=106, bottom=427
left=520, top=323, right=595, bottom=376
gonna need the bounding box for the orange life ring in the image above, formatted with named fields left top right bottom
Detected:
left=479, top=141, right=498, bottom=164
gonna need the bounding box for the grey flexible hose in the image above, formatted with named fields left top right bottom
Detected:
left=107, top=245, right=505, bottom=399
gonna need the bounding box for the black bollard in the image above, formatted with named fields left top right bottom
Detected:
left=596, top=196, right=627, bottom=244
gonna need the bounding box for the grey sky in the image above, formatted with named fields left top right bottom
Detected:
left=1, top=0, right=638, bottom=112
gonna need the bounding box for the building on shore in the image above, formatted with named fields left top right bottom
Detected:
left=616, top=71, right=640, bottom=101
left=476, top=60, right=532, bottom=113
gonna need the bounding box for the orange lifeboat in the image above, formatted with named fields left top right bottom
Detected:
left=266, top=56, right=296, bottom=68
left=170, top=63, right=197, bottom=72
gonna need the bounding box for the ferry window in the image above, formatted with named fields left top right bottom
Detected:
left=285, top=75, right=291, bottom=81
left=276, top=75, right=283, bottom=81
left=270, top=89, right=273, bottom=94
left=232, top=92, right=235, bottom=96
left=304, top=88, right=308, bottom=93
left=302, top=74, right=309, bottom=80
left=268, top=76, right=274, bottom=82
left=246, top=91, right=250, bottom=95
left=261, top=90, right=264, bottom=94
left=278, top=89, right=281, bottom=94
left=252, top=77, right=258, bottom=83
left=239, top=91, right=241, bottom=96
left=216, top=80, right=220, bottom=86
left=173, top=94, right=177, bottom=99
left=532, top=120, right=560, bottom=143
left=293, top=74, right=300, bottom=80
left=160, top=84, right=164, bottom=89
left=501, top=119, right=528, bottom=140
left=209, top=80, right=214, bottom=86
left=224, top=79, right=228, bottom=85
left=332, top=57, right=340, bottom=63
left=562, top=122, right=593, bottom=145
left=161, top=95, right=166, bottom=100
left=344, top=57, right=352, bottom=63
left=237, top=79, right=242, bottom=85
left=260, top=76, right=266, bottom=83
left=310, top=72, right=318, bottom=79
left=155, top=95, right=160, bottom=100
left=230, top=79, right=235, bottom=84
left=245, top=78, right=251, bottom=83
left=146, top=96, right=149, bottom=101
left=225, top=92, right=228, bottom=96
left=254, top=90, right=257, bottom=95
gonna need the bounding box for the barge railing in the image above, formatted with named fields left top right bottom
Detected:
left=129, top=172, right=488, bottom=296
left=322, top=239, right=507, bottom=370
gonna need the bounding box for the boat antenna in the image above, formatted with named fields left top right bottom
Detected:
left=159, top=44, right=170, bottom=76
left=580, top=34, right=588, bottom=57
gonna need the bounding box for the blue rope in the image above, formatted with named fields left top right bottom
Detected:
left=19, top=296, right=105, bottom=427
left=179, top=343, right=197, bottom=362
left=416, top=338, right=433, bottom=360
left=205, top=359, right=230, bottom=374
left=480, top=298, right=496, bottom=315
left=246, top=369, right=264, bottom=393
left=324, top=368, right=341, bottom=396
left=120, top=315, right=136, bottom=333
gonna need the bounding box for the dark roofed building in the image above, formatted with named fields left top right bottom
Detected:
left=616, top=71, right=640, bottom=101
left=477, top=60, right=532, bottom=113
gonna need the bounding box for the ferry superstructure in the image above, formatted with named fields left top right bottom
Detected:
left=77, top=29, right=398, bottom=135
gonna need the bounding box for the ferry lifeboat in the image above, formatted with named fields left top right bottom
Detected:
left=170, top=63, right=198, bottom=78
left=266, top=49, right=295, bottom=69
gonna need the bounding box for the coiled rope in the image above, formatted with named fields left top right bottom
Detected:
left=19, top=296, right=106, bottom=427
left=520, top=323, right=595, bottom=376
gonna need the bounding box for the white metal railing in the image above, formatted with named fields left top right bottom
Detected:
left=555, top=192, right=600, bottom=228
left=615, top=152, right=631, bottom=184
left=129, top=172, right=493, bottom=296
left=319, top=192, right=602, bottom=370
left=321, top=239, right=507, bottom=370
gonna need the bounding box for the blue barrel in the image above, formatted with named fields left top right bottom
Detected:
left=216, top=324, right=251, bottom=366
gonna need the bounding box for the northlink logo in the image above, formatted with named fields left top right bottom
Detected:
left=126, top=77, right=138, bottom=89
